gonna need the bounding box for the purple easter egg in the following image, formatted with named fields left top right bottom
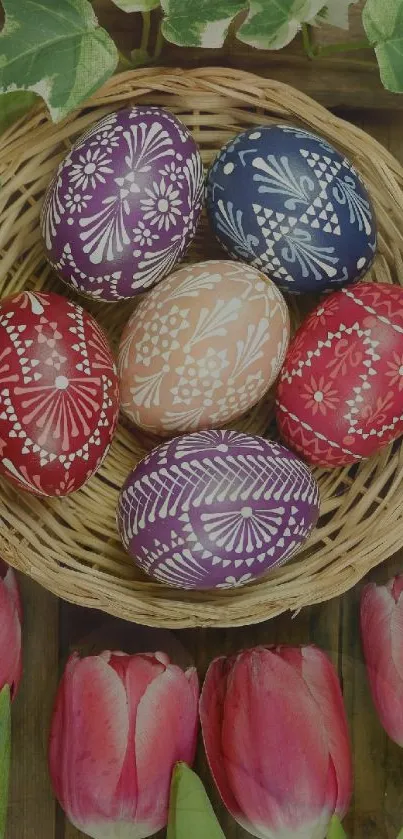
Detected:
left=40, top=107, right=204, bottom=302
left=117, top=430, right=320, bottom=590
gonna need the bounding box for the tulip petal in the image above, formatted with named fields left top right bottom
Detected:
left=361, top=582, right=403, bottom=746
left=49, top=653, right=129, bottom=830
left=109, top=652, right=168, bottom=823
left=134, top=664, right=199, bottom=834
left=390, top=583, right=403, bottom=686
left=222, top=648, right=332, bottom=836
left=277, top=645, right=352, bottom=815
left=297, top=647, right=352, bottom=817
left=200, top=657, right=247, bottom=827
left=0, top=574, right=22, bottom=698
left=201, top=649, right=334, bottom=839
left=1, top=566, right=22, bottom=623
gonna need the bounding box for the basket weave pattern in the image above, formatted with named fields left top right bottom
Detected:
left=0, top=67, right=402, bottom=628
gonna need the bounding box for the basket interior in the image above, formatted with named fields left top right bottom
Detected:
left=1, top=68, right=403, bottom=627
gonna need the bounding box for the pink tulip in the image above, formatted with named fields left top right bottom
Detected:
left=49, top=650, right=199, bottom=839
left=200, top=645, right=352, bottom=839
left=360, top=575, right=403, bottom=745
left=0, top=561, right=22, bottom=698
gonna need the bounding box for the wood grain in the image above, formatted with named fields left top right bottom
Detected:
left=312, top=0, right=366, bottom=47
left=7, top=577, right=58, bottom=839
left=93, top=0, right=398, bottom=112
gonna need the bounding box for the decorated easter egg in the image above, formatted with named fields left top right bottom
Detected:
left=118, top=260, right=290, bottom=435
left=117, top=430, right=320, bottom=590
left=206, top=124, right=377, bottom=294
left=0, top=290, right=119, bottom=496
left=41, top=107, right=204, bottom=301
left=276, top=282, right=403, bottom=467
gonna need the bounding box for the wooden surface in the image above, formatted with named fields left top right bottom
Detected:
left=5, top=4, right=403, bottom=835
left=93, top=0, right=401, bottom=112
left=8, top=547, right=403, bottom=839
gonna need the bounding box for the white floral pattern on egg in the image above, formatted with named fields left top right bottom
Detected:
left=41, top=107, right=204, bottom=301
left=118, top=260, right=290, bottom=434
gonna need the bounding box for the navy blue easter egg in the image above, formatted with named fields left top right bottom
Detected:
left=206, top=124, right=377, bottom=294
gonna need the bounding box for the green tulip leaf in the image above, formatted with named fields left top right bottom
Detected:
left=0, top=687, right=11, bottom=839
left=167, top=762, right=225, bottom=839
left=314, top=0, right=358, bottom=29
left=363, top=0, right=403, bottom=92
left=237, top=0, right=325, bottom=50
left=0, top=91, right=38, bottom=134
left=161, top=0, right=247, bottom=47
left=111, top=0, right=160, bottom=11
left=0, top=0, right=118, bottom=122
left=327, top=815, right=347, bottom=839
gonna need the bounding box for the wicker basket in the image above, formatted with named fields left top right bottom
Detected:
left=0, top=67, right=402, bottom=628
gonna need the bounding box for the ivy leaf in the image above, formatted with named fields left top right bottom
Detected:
left=237, top=0, right=326, bottom=50
left=0, top=687, right=11, bottom=839
left=0, top=0, right=119, bottom=122
left=111, top=0, right=160, bottom=10
left=363, top=0, right=403, bottom=92
left=161, top=0, right=247, bottom=47
left=167, top=763, right=225, bottom=839
left=0, top=91, right=38, bottom=134
left=313, top=0, right=358, bottom=30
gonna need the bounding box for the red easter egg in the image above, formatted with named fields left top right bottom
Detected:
left=276, top=282, right=403, bottom=467
left=0, top=290, right=119, bottom=496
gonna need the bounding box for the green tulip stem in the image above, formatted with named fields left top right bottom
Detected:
left=0, top=686, right=11, bottom=839
left=154, top=24, right=165, bottom=60
left=117, top=50, right=133, bottom=70
left=327, top=815, right=348, bottom=839
left=301, top=23, right=371, bottom=59
left=120, top=14, right=164, bottom=69
left=141, top=12, right=151, bottom=54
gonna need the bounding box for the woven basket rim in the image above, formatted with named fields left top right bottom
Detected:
left=0, top=66, right=402, bottom=628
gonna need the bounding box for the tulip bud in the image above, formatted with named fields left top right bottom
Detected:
left=49, top=650, right=199, bottom=839
left=361, top=576, right=403, bottom=746
left=0, top=561, right=22, bottom=699
left=200, top=645, right=352, bottom=839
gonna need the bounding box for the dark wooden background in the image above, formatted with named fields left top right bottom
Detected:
left=5, top=2, right=403, bottom=838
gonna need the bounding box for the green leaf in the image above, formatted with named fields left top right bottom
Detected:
left=0, top=687, right=11, bottom=839
left=161, top=0, right=247, bottom=47
left=313, top=0, right=358, bottom=29
left=0, top=90, right=38, bottom=134
left=363, top=0, right=403, bottom=92
left=327, top=815, right=348, bottom=839
left=237, top=0, right=325, bottom=50
left=0, top=0, right=119, bottom=122
left=167, top=762, right=226, bottom=839
left=111, top=0, right=160, bottom=10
